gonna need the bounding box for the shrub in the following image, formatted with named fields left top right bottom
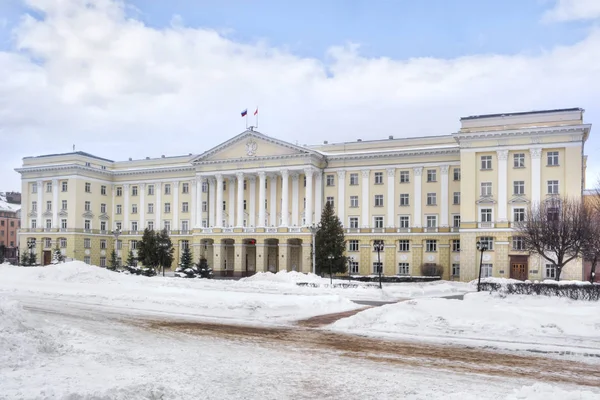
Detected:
left=479, top=282, right=600, bottom=301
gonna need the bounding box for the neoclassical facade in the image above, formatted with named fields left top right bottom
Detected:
left=16, top=108, right=591, bottom=280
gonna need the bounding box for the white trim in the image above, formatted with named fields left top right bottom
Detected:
left=324, top=161, right=460, bottom=173
left=459, top=141, right=583, bottom=153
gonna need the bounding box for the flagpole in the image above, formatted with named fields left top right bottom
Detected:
left=256, top=106, right=259, bottom=129
left=245, top=113, right=248, bottom=129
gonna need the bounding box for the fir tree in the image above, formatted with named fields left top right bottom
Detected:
left=126, top=250, right=136, bottom=268
left=315, top=202, right=347, bottom=275
left=137, top=228, right=158, bottom=271
left=196, top=256, right=213, bottom=279
left=52, top=245, right=64, bottom=263
left=20, top=252, right=29, bottom=266
left=0, top=245, right=5, bottom=264
left=29, top=251, right=37, bottom=266
left=109, top=249, right=119, bottom=270
left=179, top=246, right=193, bottom=271
left=156, top=228, right=174, bottom=275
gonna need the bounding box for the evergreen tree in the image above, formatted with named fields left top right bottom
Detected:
left=315, top=202, right=347, bottom=275
left=156, top=228, right=174, bottom=275
left=196, top=256, right=213, bottom=279
left=0, top=245, right=5, bottom=264
left=20, top=252, right=29, bottom=266
left=109, top=249, right=119, bottom=270
left=126, top=250, right=136, bottom=268
left=29, top=251, right=37, bottom=266
left=52, top=245, right=64, bottom=263
left=137, top=228, right=159, bottom=271
left=179, top=246, right=193, bottom=270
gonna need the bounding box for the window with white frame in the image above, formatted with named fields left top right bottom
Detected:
left=223, top=201, right=226, bottom=211
left=129, top=240, right=138, bottom=250
left=545, top=264, right=556, bottom=279
left=349, top=261, right=359, bottom=274
left=400, top=171, right=410, bottom=183
left=425, top=240, right=437, bottom=252
left=100, top=185, right=107, bottom=195
left=202, top=201, right=207, bottom=212
left=31, top=201, right=37, bottom=212
left=46, top=201, right=52, bottom=211
left=100, top=257, right=106, bottom=267
left=547, top=180, right=559, bottom=194
left=399, top=215, right=410, bottom=228
left=61, top=219, right=67, bottom=229
left=513, top=208, right=525, bottom=222
left=349, top=217, right=359, bottom=228
left=180, top=240, right=189, bottom=250
left=60, top=238, right=67, bottom=248
left=223, top=180, right=227, bottom=191
left=31, top=219, right=37, bottom=229
left=243, top=180, right=247, bottom=190
left=512, top=236, right=524, bottom=250
left=201, top=182, right=207, bottom=193
left=398, top=240, right=410, bottom=252
left=116, top=222, right=122, bottom=231
left=132, top=204, right=138, bottom=214
left=46, top=182, right=52, bottom=193
left=182, top=183, right=189, bottom=193
left=62, top=181, right=68, bottom=192
left=202, top=219, right=208, bottom=228
left=452, top=264, right=460, bottom=277
left=130, top=221, right=137, bottom=231
left=399, top=193, right=409, bottom=206
left=349, top=173, right=359, bottom=185
left=398, top=263, right=410, bottom=275
left=481, top=263, right=493, bottom=277
left=84, top=220, right=91, bottom=230
left=148, top=203, right=154, bottom=214
left=372, top=262, right=383, bottom=274
left=181, top=220, right=189, bottom=232
left=348, top=240, right=359, bottom=252
left=164, top=184, right=171, bottom=195
left=479, top=236, right=494, bottom=250
left=326, top=174, right=335, bottom=186
left=116, top=205, right=122, bottom=214
left=84, top=238, right=91, bottom=248
left=100, top=203, right=106, bottom=214
left=481, top=182, right=492, bottom=197
left=84, top=201, right=91, bottom=211
left=480, top=208, right=492, bottom=222
left=326, top=197, right=334, bottom=208
left=61, top=200, right=67, bottom=210
left=547, top=151, right=559, bottom=166
left=116, top=187, right=122, bottom=196
left=45, top=219, right=51, bottom=229
left=374, top=216, right=384, bottom=228
left=148, top=185, right=155, bottom=195
left=148, top=221, right=154, bottom=230
left=453, top=215, right=461, bottom=228
left=164, top=203, right=171, bottom=213
left=452, top=239, right=460, bottom=252
left=453, top=192, right=460, bottom=205
left=481, top=155, right=492, bottom=170
left=427, top=193, right=437, bottom=206
left=132, top=186, right=138, bottom=196
left=100, top=239, right=107, bottom=249
left=116, top=240, right=122, bottom=250
left=84, top=256, right=91, bottom=265
left=374, top=172, right=383, bottom=184
left=374, top=194, right=384, bottom=207
left=181, top=202, right=188, bottom=213
left=453, top=168, right=461, bottom=181
left=514, top=153, right=525, bottom=168
left=100, top=221, right=106, bottom=231
left=513, top=181, right=525, bottom=195
left=85, top=182, right=91, bottom=193
left=32, top=183, right=38, bottom=193
left=44, top=237, right=51, bottom=248
left=427, top=169, right=437, bottom=182
left=350, top=196, right=359, bottom=208
left=426, top=215, right=437, bottom=228
left=164, top=221, right=171, bottom=231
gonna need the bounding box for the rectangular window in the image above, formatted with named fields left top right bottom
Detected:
left=182, top=202, right=189, bottom=213
left=32, top=183, right=38, bottom=193
left=453, top=215, right=461, bottom=228
left=398, top=263, right=410, bottom=275
left=326, top=174, right=335, bottom=186
left=399, top=194, right=409, bottom=206
left=398, top=240, right=410, bottom=252
left=374, top=194, right=384, bottom=207
left=132, top=186, right=138, bottom=196
left=100, top=240, right=107, bottom=249
left=84, top=220, right=91, bottom=230
left=164, top=203, right=171, bottom=213
left=181, top=220, right=189, bottom=232
left=164, top=221, right=171, bottom=231
left=45, top=219, right=51, bottom=229
left=426, top=240, right=437, bottom=252
left=147, top=221, right=154, bottom=230
left=31, top=219, right=37, bottom=229
left=61, top=219, right=67, bottom=229
left=84, top=201, right=91, bottom=211
left=60, top=238, right=67, bottom=248
left=452, top=239, right=460, bottom=252
left=547, top=151, right=559, bottom=166
left=62, top=181, right=68, bottom=192
left=348, top=240, right=359, bottom=252
left=545, top=264, right=556, bottom=279
left=147, top=203, right=154, bottom=214
left=399, top=171, right=410, bottom=183
left=513, top=181, right=525, bottom=195
left=350, top=196, right=359, bottom=208
left=31, top=201, right=37, bottom=212
left=182, top=182, right=189, bottom=193
left=101, top=185, right=106, bottom=195
left=85, top=182, right=91, bottom=193
left=480, top=208, right=492, bottom=222
left=202, top=201, right=207, bottom=212
left=373, top=262, right=383, bottom=274
left=481, top=182, right=492, bottom=197
left=84, top=238, right=91, bottom=248
left=326, top=197, right=335, bottom=208
left=223, top=201, right=226, bottom=211
left=349, top=217, right=359, bottom=228
left=116, top=222, right=122, bottom=231
left=130, top=240, right=138, bottom=250
left=46, top=182, right=52, bottom=193
left=100, top=203, right=106, bottom=214
left=453, top=192, right=460, bottom=205
left=201, top=181, right=208, bottom=193
left=349, top=261, right=359, bottom=274
left=131, top=221, right=138, bottom=231
left=202, top=219, right=208, bottom=228
left=132, top=204, right=138, bottom=214
left=148, top=185, right=155, bottom=195
left=399, top=216, right=410, bottom=228
left=349, top=173, right=359, bottom=185
left=180, top=240, right=189, bottom=250
left=513, top=208, right=525, bottom=222
left=514, top=153, right=525, bottom=168
left=427, top=193, right=437, bottom=206
left=452, top=264, right=460, bottom=277
left=100, top=221, right=106, bottom=231
left=479, top=236, right=494, bottom=251
left=512, top=236, right=524, bottom=250
left=374, top=216, right=384, bottom=228
left=164, top=184, right=171, bottom=195
left=223, top=180, right=227, bottom=191
left=481, top=155, right=492, bottom=170
left=453, top=168, right=461, bottom=181
left=84, top=256, right=91, bottom=265
left=426, top=215, right=437, bottom=228
left=243, top=200, right=247, bottom=210
left=46, top=201, right=52, bottom=211
left=116, top=205, right=122, bottom=215
left=116, top=187, right=122, bottom=197
left=548, top=180, right=559, bottom=194
left=481, top=264, right=493, bottom=278
left=61, top=200, right=67, bottom=210
left=427, top=169, right=437, bottom=182
left=117, top=240, right=122, bottom=250
left=374, top=172, right=383, bottom=184
left=100, top=257, right=106, bottom=267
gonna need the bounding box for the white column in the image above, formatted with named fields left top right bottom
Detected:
left=386, top=168, right=395, bottom=228
left=52, top=179, right=58, bottom=228
left=249, top=176, right=256, bottom=227
left=413, top=167, right=423, bottom=228
left=269, top=174, right=277, bottom=226
left=191, top=179, right=197, bottom=229
left=314, top=172, right=323, bottom=222
left=228, top=177, right=235, bottom=227
left=361, top=170, right=370, bottom=228
left=36, top=180, right=42, bottom=225
left=112, top=185, right=116, bottom=229
left=530, top=148, right=542, bottom=206
left=258, top=172, right=267, bottom=227
left=496, top=151, right=509, bottom=222
left=236, top=172, right=244, bottom=227
left=281, top=170, right=289, bottom=226
left=209, top=178, right=216, bottom=227
left=291, top=172, right=299, bottom=226
left=215, top=174, right=223, bottom=227
left=304, top=168, right=313, bottom=226
left=139, top=183, right=146, bottom=229
left=155, top=182, right=162, bottom=230
left=337, top=170, right=346, bottom=226
left=440, top=165, right=449, bottom=227
left=172, top=181, right=179, bottom=230
left=123, top=183, right=130, bottom=230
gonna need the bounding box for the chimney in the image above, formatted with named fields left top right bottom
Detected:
left=389, top=135, right=394, bottom=140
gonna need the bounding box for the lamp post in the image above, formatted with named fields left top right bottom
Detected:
left=27, top=239, right=35, bottom=266
left=111, top=229, right=121, bottom=269
left=347, top=255, right=355, bottom=281
left=159, top=241, right=169, bottom=277
left=308, top=223, right=319, bottom=275
left=476, top=240, right=488, bottom=292
left=327, top=254, right=334, bottom=286
left=373, top=241, right=384, bottom=289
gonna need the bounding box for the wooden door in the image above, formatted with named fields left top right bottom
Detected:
left=510, top=263, right=527, bottom=281
left=43, top=250, right=52, bottom=266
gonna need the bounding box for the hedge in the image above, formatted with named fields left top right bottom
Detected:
left=479, top=282, right=600, bottom=301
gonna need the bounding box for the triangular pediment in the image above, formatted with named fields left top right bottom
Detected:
left=82, top=211, right=95, bottom=218
left=508, top=196, right=530, bottom=204
left=193, top=130, right=321, bottom=164
left=476, top=196, right=497, bottom=204
left=99, top=213, right=110, bottom=221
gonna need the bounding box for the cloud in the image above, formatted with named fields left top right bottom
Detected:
left=543, top=0, right=600, bottom=22
left=1, top=0, right=600, bottom=191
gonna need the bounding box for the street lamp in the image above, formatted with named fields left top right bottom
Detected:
left=159, top=241, right=169, bottom=277
left=476, top=240, right=488, bottom=292
left=308, top=223, right=320, bottom=275
left=373, top=241, right=384, bottom=289
left=327, top=254, right=334, bottom=285
left=347, top=255, right=355, bottom=281
left=27, top=239, right=35, bottom=266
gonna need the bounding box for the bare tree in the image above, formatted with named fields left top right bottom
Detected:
left=582, top=188, right=600, bottom=283
left=515, top=197, right=588, bottom=281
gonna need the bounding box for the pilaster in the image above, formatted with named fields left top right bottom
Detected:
left=386, top=168, right=395, bottom=228
left=281, top=170, right=289, bottom=226
left=291, top=172, right=300, bottom=226
left=440, top=165, right=449, bottom=227
left=413, top=167, right=423, bottom=227
left=361, top=170, right=370, bottom=228
left=497, top=150, right=508, bottom=222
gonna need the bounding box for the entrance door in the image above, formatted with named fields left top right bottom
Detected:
left=43, top=250, right=52, bottom=266
left=510, top=263, right=527, bottom=281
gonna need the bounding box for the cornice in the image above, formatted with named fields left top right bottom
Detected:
left=194, top=153, right=323, bottom=167
left=15, top=164, right=113, bottom=177
left=113, top=166, right=195, bottom=176
left=325, top=147, right=460, bottom=161
left=453, top=124, right=590, bottom=146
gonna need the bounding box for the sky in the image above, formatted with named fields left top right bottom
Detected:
left=1, top=0, right=600, bottom=191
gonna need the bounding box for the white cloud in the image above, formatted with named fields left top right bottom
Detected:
left=1, top=0, right=600, bottom=191
left=543, top=0, right=600, bottom=22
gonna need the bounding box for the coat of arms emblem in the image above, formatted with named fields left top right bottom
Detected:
left=246, top=139, right=258, bottom=156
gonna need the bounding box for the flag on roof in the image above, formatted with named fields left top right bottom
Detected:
left=241, top=109, right=248, bottom=117
left=254, top=108, right=258, bottom=116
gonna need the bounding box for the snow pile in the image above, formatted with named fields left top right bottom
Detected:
left=4, top=261, right=129, bottom=284
left=240, top=270, right=324, bottom=284
left=330, top=292, right=600, bottom=351
left=383, top=280, right=473, bottom=298
left=478, top=276, right=593, bottom=286
left=506, top=383, right=600, bottom=400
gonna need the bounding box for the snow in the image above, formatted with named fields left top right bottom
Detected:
left=506, top=384, right=600, bottom=400
left=480, top=277, right=595, bottom=286
left=330, top=292, right=600, bottom=354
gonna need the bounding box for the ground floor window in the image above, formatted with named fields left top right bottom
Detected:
left=545, top=264, right=556, bottom=279
left=84, top=256, right=91, bottom=264
left=481, top=263, right=493, bottom=278
left=398, top=263, right=409, bottom=275
left=100, top=257, right=106, bottom=267
left=373, top=262, right=383, bottom=274
left=452, top=263, right=460, bottom=277
left=349, top=261, right=359, bottom=274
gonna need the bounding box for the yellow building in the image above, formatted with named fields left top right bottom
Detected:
left=16, top=108, right=591, bottom=281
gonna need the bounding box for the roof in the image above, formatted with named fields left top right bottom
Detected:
left=24, top=151, right=114, bottom=163
left=460, top=108, right=584, bottom=121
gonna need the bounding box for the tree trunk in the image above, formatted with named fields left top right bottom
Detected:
left=556, top=265, right=562, bottom=282
left=591, top=257, right=598, bottom=284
